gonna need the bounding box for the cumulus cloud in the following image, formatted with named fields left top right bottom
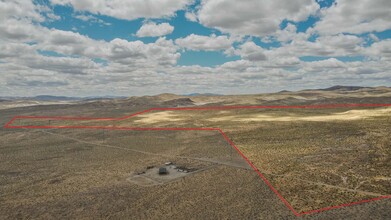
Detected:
left=37, top=29, right=107, bottom=58
left=0, top=43, right=36, bottom=59
left=368, top=33, right=380, bottom=42
left=0, top=0, right=45, bottom=22
left=273, top=23, right=312, bottom=44
left=24, top=55, right=100, bottom=75
left=0, top=20, right=37, bottom=42
left=175, top=34, right=232, bottom=51
left=268, top=34, right=365, bottom=58
left=219, top=60, right=253, bottom=71
left=364, top=39, right=391, bottom=61
left=197, top=0, right=319, bottom=36
left=51, top=0, right=193, bottom=20
left=74, top=14, right=111, bottom=26
left=136, top=22, right=174, bottom=37
left=314, top=0, right=391, bottom=35
left=236, top=41, right=267, bottom=61
left=1, top=0, right=390, bottom=97
left=185, top=11, right=197, bottom=22
left=0, top=0, right=184, bottom=96
left=107, top=37, right=180, bottom=66
left=263, top=57, right=301, bottom=68
left=304, top=58, right=346, bottom=70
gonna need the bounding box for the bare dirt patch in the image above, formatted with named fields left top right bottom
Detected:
left=206, top=108, right=391, bottom=122
left=128, top=162, right=214, bottom=186
left=134, top=111, right=184, bottom=124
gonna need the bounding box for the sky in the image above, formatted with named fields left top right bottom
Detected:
left=1, top=0, right=391, bottom=97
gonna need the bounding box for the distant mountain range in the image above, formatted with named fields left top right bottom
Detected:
left=303, top=85, right=389, bottom=92
left=1, top=86, right=389, bottom=101
left=184, top=93, right=222, bottom=96
left=33, top=95, right=81, bottom=101
left=0, top=95, right=128, bottom=101
left=320, top=85, right=371, bottom=91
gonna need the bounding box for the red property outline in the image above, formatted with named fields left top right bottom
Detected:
left=4, top=103, right=391, bottom=217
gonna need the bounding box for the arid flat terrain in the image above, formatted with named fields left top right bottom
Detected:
left=1, top=86, right=391, bottom=219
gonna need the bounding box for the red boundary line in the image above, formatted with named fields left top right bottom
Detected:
left=217, top=128, right=300, bottom=216
left=3, top=103, right=391, bottom=217
left=300, top=195, right=391, bottom=215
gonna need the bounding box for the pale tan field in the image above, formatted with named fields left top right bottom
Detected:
left=129, top=108, right=391, bottom=123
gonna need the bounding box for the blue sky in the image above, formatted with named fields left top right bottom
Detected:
left=41, top=1, right=332, bottom=66
left=0, top=0, right=390, bottom=96
left=39, top=0, right=389, bottom=66
left=43, top=5, right=231, bottom=66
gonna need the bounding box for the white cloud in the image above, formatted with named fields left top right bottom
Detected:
left=268, top=34, right=365, bottom=58
left=24, top=55, right=100, bottom=75
left=136, top=22, right=174, bottom=37
left=36, top=3, right=61, bottom=21
left=31, top=28, right=181, bottom=67
left=51, top=0, right=193, bottom=20
left=197, top=0, right=319, bottom=36
left=74, top=14, right=111, bottom=26
left=219, top=60, right=253, bottom=71
left=236, top=41, right=267, bottom=61
left=185, top=11, right=197, bottom=22
left=369, top=33, right=379, bottom=42
left=273, top=23, right=312, bottom=44
left=0, top=18, right=44, bottom=42
left=39, top=29, right=107, bottom=58
left=0, top=0, right=62, bottom=42
left=175, top=34, right=232, bottom=51
left=0, top=0, right=184, bottom=96
left=106, top=37, right=180, bottom=66
left=314, top=0, right=391, bottom=35
left=304, top=58, right=346, bottom=70
left=264, top=57, right=301, bottom=68
left=365, top=39, right=391, bottom=61
left=0, top=0, right=44, bottom=22
left=1, top=0, right=391, bottom=97
left=316, top=34, right=364, bottom=55
left=0, top=43, right=36, bottom=59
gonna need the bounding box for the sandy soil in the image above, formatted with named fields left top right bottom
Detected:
left=0, top=101, right=76, bottom=110
left=130, top=107, right=391, bottom=124
left=207, top=108, right=391, bottom=122
left=134, top=111, right=184, bottom=124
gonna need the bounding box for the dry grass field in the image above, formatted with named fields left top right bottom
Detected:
left=117, top=107, right=391, bottom=213
left=1, top=87, right=391, bottom=219
left=0, top=128, right=294, bottom=219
